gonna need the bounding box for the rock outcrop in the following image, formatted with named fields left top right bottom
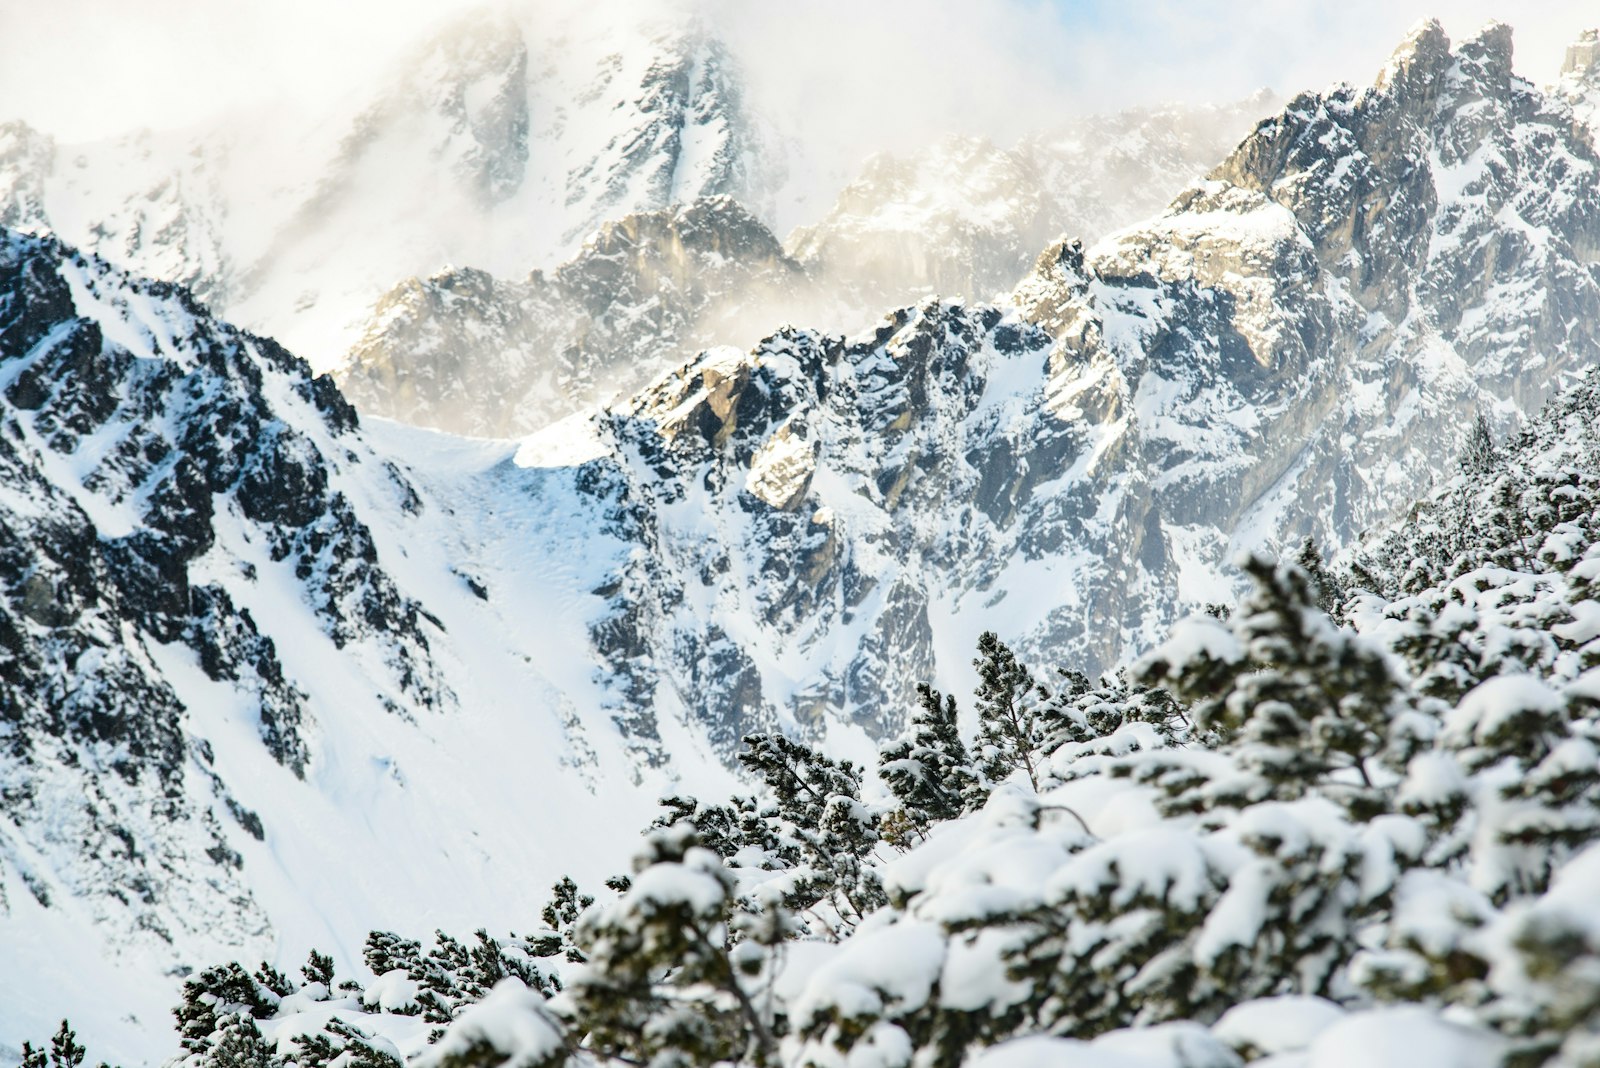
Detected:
left=338, top=197, right=811, bottom=437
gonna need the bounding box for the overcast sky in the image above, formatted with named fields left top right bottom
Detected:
left=0, top=0, right=1594, bottom=143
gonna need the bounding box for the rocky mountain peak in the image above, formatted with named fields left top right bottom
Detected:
left=1374, top=17, right=1453, bottom=102
left=1557, top=28, right=1600, bottom=144
left=1002, top=18, right=1600, bottom=600
left=575, top=195, right=789, bottom=298
left=1, top=5, right=788, bottom=367
left=565, top=23, right=775, bottom=243
left=1209, top=20, right=1595, bottom=326
left=1455, top=21, right=1516, bottom=93
left=335, top=6, right=532, bottom=208
left=1563, top=28, right=1600, bottom=81
left=784, top=97, right=1273, bottom=334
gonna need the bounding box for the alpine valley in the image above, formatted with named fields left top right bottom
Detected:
left=4, top=8, right=1600, bottom=1068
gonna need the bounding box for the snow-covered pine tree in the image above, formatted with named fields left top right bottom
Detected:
left=1136, top=554, right=1411, bottom=816
left=738, top=733, right=886, bottom=928
left=418, top=930, right=557, bottom=1031
left=650, top=794, right=782, bottom=865
left=174, top=964, right=277, bottom=1056
left=531, top=877, right=594, bottom=962
left=19, top=1022, right=90, bottom=1068
left=1296, top=534, right=1347, bottom=618
left=564, top=824, right=781, bottom=1068
left=1035, top=668, right=1188, bottom=760
left=879, top=683, right=979, bottom=840
left=302, top=950, right=336, bottom=988
left=364, top=932, right=425, bottom=983
left=185, top=1012, right=276, bottom=1068
left=411, top=983, right=566, bottom=1068
left=971, top=632, right=1047, bottom=792
left=288, top=1019, right=402, bottom=1068
left=1461, top=411, right=1499, bottom=475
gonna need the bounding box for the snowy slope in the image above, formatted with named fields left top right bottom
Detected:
left=78, top=356, right=1600, bottom=1068
left=0, top=230, right=742, bottom=1065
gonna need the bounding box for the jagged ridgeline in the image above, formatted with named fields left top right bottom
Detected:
left=338, top=97, right=1272, bottom=441
left=549, top=14, right=1600, bottom=742
left=32, top=357, right=1600, bottom=1067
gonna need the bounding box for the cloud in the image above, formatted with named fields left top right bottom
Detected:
left=0, top=0, right=452, bottom=139
left=3, top=0, right=1592, bottom=147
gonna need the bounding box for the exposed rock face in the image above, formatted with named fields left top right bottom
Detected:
left=557, top=303, right=1069, bottom=746
left=1558, top=27, right=1600, bottom=137
left=564, top=27, right=775, bottom=241
left=786, top=96, right=1276, bottom=315
left=1013, top=18, right=1600, bottom=628
left=337, top=196, right=811, bottom=437
left=0, top=7, right=784, bottom=363
left=1564, top=27, right=1600, bottom=78
left=13, top=15, right=1595, bottom=821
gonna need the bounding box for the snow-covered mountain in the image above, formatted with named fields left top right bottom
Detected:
left=1006, top=17, right=1600, bottom=641
left=337, top=99, right=1272, bottom=440
left=0, top=4, right=782, bottom=368
left=40, top=281, right=1600, bottom=1068
left=787, top=96, right=1276, bottom=314
left=6, top=17, right=1600, bottom=1068
left=534, top=18, right=1600, bottom=733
